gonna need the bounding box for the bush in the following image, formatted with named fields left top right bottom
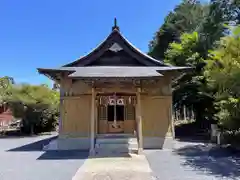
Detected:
left=222, top=131, right=240, bottom=147
left=19, top=104, right=59, bottom=134
left=215, top=98, right=240, bottom=132
left=8, top=84, right=59, bottom=135
left=205, top=26, right=240, bottom=134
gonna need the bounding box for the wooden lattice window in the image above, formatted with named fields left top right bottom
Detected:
left=98, top=105, right=107, bottom=121
left=125, top=104, right=135, bottom=120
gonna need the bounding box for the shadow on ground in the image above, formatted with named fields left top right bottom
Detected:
left=7, top=136, right=58, bottom=152
left=175, top=137, right=210, bottom=143
left=6, top=134, right=132, bottom=160
left=38, top=151, right=131, bottom=160
left=174, top=144, right=240, bottom=178
left=0, top=130, right=55, bottom=139
left=38, top=150, right=89, bottom=160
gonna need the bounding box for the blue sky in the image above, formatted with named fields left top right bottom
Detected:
left=0, top=0, right=183, bottom=85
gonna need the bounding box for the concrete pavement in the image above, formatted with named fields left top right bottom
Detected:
left=1, top=134, right=240, bottom=180
left=72, top=154, right=153, bottom=180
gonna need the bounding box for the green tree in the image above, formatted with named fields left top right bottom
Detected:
left=0, top=76, right=14, bottom=104
left=196, top=0, right=240, bottom=58
left=165, top=32, right=216, bottom=128
left=205, top=25, right=240, bottom=132
left=151, top=0, right=240, bottom=131
left=149, top=0, right=240, bottom=60
left=9, top=84, right=59, bottom=134
left=149, top=0, right=207, bottom=59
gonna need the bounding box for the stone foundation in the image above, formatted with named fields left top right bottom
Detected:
left=143, top=136, right=174, bottom=149
left=43, top=136, right=174, bottom=151
left=43, top=137, right=90, bottom=150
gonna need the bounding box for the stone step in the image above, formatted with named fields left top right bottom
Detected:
left=95, top=147, right=129, bottom=153
left=97, top=133, right=135, bottom=138
left=95, top=137, right=138, bottom=154
left=95, top=145, right=138, bottom=154
left=95, top=142, right=138, bottom=149
left=96, top=137, right=137, bottom=144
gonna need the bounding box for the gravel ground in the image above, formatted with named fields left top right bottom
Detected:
left=1, top=134, right=240, bottom=180
left=145, top=141, right=240, bottom=180
left=0, top=133, right=88, bottom=180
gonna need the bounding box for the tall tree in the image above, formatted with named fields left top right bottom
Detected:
left=205, top=25, right=240, bottom=132
left=149, top=0, right=207, bottom=59
left=149, top=0, right=240, bottom=60
left=150, top=0, right=240, bottom=129
left=165, top=32, right=216, bottom=127
left=196, top=0, right=240, bottom=58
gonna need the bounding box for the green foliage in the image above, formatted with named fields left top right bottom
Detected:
left=165, top=31, right=216, bottom=127
left=205, top=26, right=240, bottom=132
left=149, top=0, right=240, bottom=131
left=8, top=83, right=59, bottom=134
left=149, top=0, right=240, bottom=60
left=149, top=0, right=206, bottom=59
left=165, top=32, right=202, bottom=66
left=196, top=0, right=240, bottom=58
left=0, top=76, right=14, bottom=104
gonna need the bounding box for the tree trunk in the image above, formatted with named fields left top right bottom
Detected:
left=30, top=125, right=34, bottom=135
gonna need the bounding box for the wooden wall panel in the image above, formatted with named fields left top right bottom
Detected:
left=141, top=95, right=172, bottom=137
left=98, top=120, right=108, bottom=134
left=141, top=76, right=172, bottom=96
left=62, top=95, right=91, bottom=137
left=124, top=120, right=135, bottom=133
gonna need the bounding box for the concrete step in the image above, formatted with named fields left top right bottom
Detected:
left=95, top=146, right=138, bottom=154
left=95, top=137, right=138, bottom=154
left=97, top=133, right=135, bottom=138
left=96, top=142, right=138, bottom=149
left=96, top=137, right=137, bottom=144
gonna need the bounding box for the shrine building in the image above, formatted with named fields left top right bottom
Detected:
left=38, top=19, right=190, bottom=154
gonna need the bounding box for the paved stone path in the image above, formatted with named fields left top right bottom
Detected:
left=72, top=154, right=154, bottom=180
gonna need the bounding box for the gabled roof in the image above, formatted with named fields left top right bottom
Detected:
left=37, top=20, right=192, bottom=80
left=63, top=28, right=165, bottom=67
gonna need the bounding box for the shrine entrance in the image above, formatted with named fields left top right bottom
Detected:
left=107, top=104, right=124, bottom=133
left=97, top=93, right=136, bottom=134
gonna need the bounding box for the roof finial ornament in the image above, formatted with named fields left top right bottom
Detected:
left=112, top=17, right=120, bottom=31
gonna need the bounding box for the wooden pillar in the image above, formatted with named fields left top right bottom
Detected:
left=136, top=87, right=143, bottom=154
left=59, top=96, right=64, bottom=134
left=58, top=76, right=65, bottom=135
left=95, top=97, right=98, bottom=134
left=170, top=102, right=175, bottom=139
left=90, top=87, right=96, bottom=155
left=114, top=92, right=117, bottom=126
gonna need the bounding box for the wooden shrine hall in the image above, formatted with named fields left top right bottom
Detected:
left=38, top=19, right=190, bottom=154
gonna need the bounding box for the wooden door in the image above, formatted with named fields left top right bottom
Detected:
left=107, top=105, right=124, bottom=133
left=98, top=105, right=108, bottom=134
